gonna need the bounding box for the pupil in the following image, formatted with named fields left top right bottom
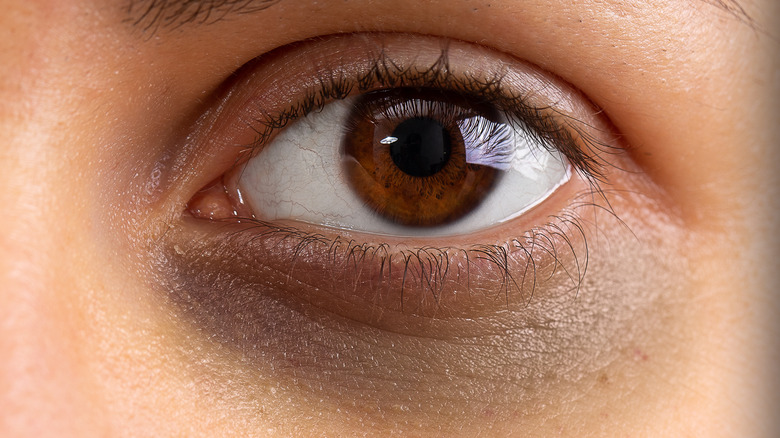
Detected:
left=388, top=117, right=451, bottom=177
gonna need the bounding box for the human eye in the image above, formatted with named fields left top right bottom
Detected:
left=172, top=32, right=629, bottom=322
left=226, top=85, right=572, bottom=236
left=153, top=30, right=678, bottom=431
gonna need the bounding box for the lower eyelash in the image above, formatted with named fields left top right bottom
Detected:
left=209, top=190, right=602, bottom=313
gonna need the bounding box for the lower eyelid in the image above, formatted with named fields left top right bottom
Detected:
left=155, top=171, right=686, bottom=424
left=176, top=172, right=595, bottom=328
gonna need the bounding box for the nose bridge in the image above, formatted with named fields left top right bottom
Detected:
left=0, top=122, right=104, bottom=435
left=0, top=35, right=104, bottom=438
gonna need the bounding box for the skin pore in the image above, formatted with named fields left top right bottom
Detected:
left=0, top=0, right=777, bottom=436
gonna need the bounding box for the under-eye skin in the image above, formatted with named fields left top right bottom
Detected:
left=180, top=33, right=628, bottom=323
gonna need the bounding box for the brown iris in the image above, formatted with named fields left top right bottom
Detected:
left=342, top=88, right=502, bottom=227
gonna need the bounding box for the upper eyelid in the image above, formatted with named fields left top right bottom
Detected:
left=229, top=33, right=618, bottom=178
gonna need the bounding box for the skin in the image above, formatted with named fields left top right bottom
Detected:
left=0, top=0, right=777, bottom=436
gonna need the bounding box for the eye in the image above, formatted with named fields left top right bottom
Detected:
left=187, top=34, right=610, bottom=240
left=178, top=32, right=620, bottom=321
left=235, top=87, right=570, bottom=236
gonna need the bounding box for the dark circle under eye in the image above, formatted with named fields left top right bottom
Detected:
left=387, top=117, right=451, bottom=177
left=342, top=88, right=507, bottom=227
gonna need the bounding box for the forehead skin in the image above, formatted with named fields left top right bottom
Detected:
left=0, top=0, right=777, bottom=436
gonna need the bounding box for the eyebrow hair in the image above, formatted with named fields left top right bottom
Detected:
left=127, top=0, right=753, bottom=33
left=126, top=0, right=282, bottom=31
left=706, top=0, right=756, bottom=26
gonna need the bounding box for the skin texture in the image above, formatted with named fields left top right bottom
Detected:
left=0, top=0, right=777, bottom=436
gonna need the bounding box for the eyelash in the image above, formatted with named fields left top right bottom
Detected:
left=244, top=48, right=610, bottom=185
left=202, top=41, right=621, bottom=307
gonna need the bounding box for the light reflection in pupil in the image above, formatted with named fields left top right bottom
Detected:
left=388, top=117, right=451, bottom=177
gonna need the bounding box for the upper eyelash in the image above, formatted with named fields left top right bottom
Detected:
left=244, top=46, right=617, bottom=189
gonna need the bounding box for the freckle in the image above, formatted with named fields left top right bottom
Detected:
left=597, top=373, right=609, bottom=385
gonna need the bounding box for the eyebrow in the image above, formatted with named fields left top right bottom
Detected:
left=126, top=0, right=283, bottom=31
left=127, top=0, right=753, bottom=33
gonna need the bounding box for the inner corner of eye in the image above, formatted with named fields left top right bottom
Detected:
left=186, top=174, right=250, bottom=221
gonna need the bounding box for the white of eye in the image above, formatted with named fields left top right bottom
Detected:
left=238, top=97, right=570, bottom=237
